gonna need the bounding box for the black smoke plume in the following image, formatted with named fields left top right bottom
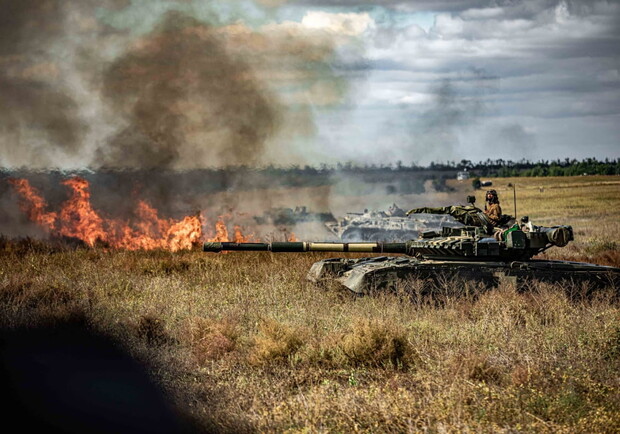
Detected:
left=0, top=0, right=86, bottom=167
left=97, top=12, right=282, bottom=169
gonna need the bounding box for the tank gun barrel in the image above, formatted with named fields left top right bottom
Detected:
left=203, top=241, right=408, bottom=254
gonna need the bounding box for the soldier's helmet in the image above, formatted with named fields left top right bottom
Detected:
left=486, top=189, right=499, bottom=203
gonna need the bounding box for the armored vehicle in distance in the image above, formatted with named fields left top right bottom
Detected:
left=325, top=203, right=460, bottom=242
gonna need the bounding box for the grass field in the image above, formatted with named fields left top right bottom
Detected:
left=1, top=175, right=619, bottom=432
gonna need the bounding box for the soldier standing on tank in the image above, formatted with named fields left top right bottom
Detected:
left=483, top=190, right=502, bottom=227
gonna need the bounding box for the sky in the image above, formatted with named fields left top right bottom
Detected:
left=1, top=0, right=619, bottom=168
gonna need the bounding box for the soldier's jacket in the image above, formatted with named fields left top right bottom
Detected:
left=406, top=205, right=493, bottom=232
left=484, top=203, right=502, bottom=226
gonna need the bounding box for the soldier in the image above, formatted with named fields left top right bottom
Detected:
left=483, top=190, right=502, bottom=227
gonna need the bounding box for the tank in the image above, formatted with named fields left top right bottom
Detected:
left=325, top=203, right=460, bottom=242
left=204, top=198, right=620, bottom=294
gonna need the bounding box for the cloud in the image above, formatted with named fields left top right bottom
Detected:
left=287, top=1, right=491, bottom=12
left=323, top=0, right=620, bottom=164
left=301, top=10, right=374, bottom=35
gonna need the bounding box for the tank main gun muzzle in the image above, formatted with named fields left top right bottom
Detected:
left=540, top=226, right=573, bottom=247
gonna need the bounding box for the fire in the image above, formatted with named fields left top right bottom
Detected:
left=59, top=177, right=107, bottom=247
left=8, top=177, right=254, bottom=251
left=213, top=217, right=229, bottom=242
left=8, top=178, right=57, bottom=231
left=287, top=232, right=298, bottom=242
left=233, top=225, right=255, bottom=243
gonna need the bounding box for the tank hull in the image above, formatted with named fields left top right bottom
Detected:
left=308, top=257, right=620, bottom=294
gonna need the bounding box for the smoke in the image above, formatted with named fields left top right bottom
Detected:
left=0, top=1, right=356, bottom=170
left=0, top=77, right=86, bottom=167
left=407, top=68, right=497, bottom=162
left=97, top=12, right=282, bottom=169
left=0, top=0, right=86, bottom=167
left=0, top=0, right=365, bottom=241
left=0, top=0, right=64, bottom=56
left=484, top=123, right=537, bottom=161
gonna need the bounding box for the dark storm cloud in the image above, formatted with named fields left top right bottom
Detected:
left=287, top=0, right=491, bottom=12
left=424, top=1, right=620, bottom=120
left=289, top=0, right=620, bottom=19
left=319, top=0, right=620, bottom=165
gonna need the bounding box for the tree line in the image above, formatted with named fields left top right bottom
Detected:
left=251, top=157, right=620, bottom=177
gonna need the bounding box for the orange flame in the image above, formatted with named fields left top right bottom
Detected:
left=8, top=177, right=254, bottom=251
left=8, top=178, right=57, bottom=231
left=233, top=225, right=255, bottom=243
left=59, top=177, right=107, bottom=246
left=213, top=217, right=229, bottom=242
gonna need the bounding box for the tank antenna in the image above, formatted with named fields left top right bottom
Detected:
left=512, top=184, right=517, bottom=221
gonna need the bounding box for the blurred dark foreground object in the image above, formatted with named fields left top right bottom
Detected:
left=0, top=319, right=190, bottom=433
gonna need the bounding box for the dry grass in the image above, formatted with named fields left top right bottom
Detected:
left=0, top=175, right=619, bottom=432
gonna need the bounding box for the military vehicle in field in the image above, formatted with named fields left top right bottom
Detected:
left=325, top=203, right=460, bottom=242
left=253, top=206, right=336, bottom=226
left=204, top=197, right=620, bottom=294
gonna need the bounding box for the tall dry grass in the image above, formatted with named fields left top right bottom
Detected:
left=0, top=175, right=619, bottom=432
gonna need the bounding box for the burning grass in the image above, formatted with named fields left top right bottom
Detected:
left=0, top=175, right=619, bottom=432
left=6, top=176, right=255, bottom=251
